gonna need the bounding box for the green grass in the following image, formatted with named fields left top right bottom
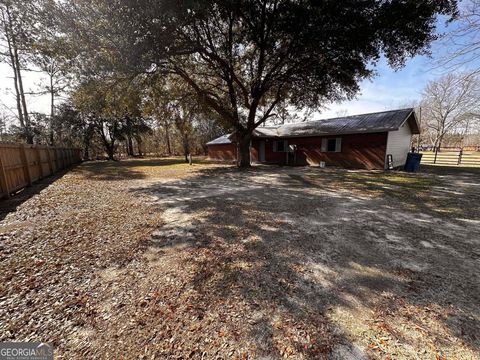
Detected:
left=306, top=171, right=436, bottom=196
left=344, top=173, right=435, bottom=188
left=421, top=164, right=480, bottom=175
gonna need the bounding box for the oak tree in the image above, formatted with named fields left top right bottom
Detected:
left=62, top=0, right=457, bottom=166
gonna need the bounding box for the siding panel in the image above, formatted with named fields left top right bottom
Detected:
left=208, top=133, right=390, bottom=169
left=252, top=133, right=388, bottom=169
left=385, top=123, right=412, bottom=168
left=208, top=144, right=236, bottom=161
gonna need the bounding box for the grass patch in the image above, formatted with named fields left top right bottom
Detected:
left=305, top=171, right=436, bottom=201
left=344, top=173, right=435, bottom=188
left=73, top=156, right=227, bottom=181
left=421, top=164, right=480, bottom=175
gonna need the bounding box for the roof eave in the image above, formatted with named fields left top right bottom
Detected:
left=397, top=109, right=420, bottom=135
left=255, top=128, right=396, bottom=139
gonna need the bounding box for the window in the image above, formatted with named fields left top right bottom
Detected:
left=321, top=137, right=342, bottom=152
left=273, top=140, right=287, bottom=152
left=327, top=138, right=337, bottom=152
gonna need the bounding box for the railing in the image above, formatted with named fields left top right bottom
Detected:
left=0, top=143, right=82, bottom=199
left=419, top=146, right=480, bottom=167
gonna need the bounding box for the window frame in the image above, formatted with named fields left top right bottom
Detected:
left=327, top=138, right=337, bottom=152
left=273, top=140, right=288, bottom=153
left=321, top=137, right=342, bottom=153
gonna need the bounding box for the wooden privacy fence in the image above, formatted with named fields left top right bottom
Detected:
left=0, top=143, right=82, bottom=199
left=419, top=146, right=480, bottom=167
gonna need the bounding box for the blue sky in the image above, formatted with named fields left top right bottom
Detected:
left=317, top=55, right=435, bottom=119
left=1, top=9, right=479, bottom=121
left=319, top=12, right=480, bottom=119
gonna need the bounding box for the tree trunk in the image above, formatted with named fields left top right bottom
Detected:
left=164, top=122, right=171, bottom=155
left=12, top=38, right=31, bottom=143
left=125, top=115, right=134, bottom=156
left=83, top=140, right=90, bottom=159
left=3, top=8, right=25, bottom=138
left=106, top=144, right=115, bottom=160
left=49, top=73, right=55, bottom=145
left=83, top=146, right=89, bottom=160
left=438, top=134, right=444, bottom=150
left=183, top=136, right=190, bottom=163
left=237, top=133, right=251, bottom=168
left=136, top=136, right=143, bottom=157
left=127, top=135, right=134, bottom=156
left=99, top=125, right=116, bottom=160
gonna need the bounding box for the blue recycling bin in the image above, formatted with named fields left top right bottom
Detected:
left=404, top=153, right=422, bottom=172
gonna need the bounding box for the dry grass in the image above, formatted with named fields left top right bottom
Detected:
left=74, top=156, right=226, bottom=181
left=0, top=158, right=478, bottom=359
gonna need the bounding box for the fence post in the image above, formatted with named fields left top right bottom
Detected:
left=46, top=147, right=54, bottom=175
left=0, top=154, right=10, bottom=199
left=61, top=149, right=65, bottom=169
left=20, top=144, right=32, bottom=186
left=458, top=148, right=463, bottom=165
left=35, top=145, right=43, bottom=178
left=54, top=148, right=59, bottom=170
left=433, top=147, right=439, bottom=164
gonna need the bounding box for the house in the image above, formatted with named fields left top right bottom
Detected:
left=207, top=108, right=420, bottom=169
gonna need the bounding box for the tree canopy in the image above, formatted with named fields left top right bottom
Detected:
left=60, top=0, right=457, bottom=165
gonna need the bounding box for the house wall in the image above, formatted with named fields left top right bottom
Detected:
left=385, top=122, right=413, bottom=168
left=252, top=133, right=388, bottom=169
left=208, top=144, right=236, bottom=161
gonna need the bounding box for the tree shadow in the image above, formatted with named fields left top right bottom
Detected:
left=0, top=169, right=71, bottom=222
left=72, top=161, right=147, bottom=181
left=421, top=164, right=480, bottom=176
left=130, top=166, right=480, bottom=358
left=74, top=157, right=222, bottom=181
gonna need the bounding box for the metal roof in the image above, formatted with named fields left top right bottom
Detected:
left=253, top=127, right=279, bottom=137
left=207, top=108, right=419, bottom=145
left=277, top=108, right=418, bottom=137
left=206, top=134, right=233, bottom=145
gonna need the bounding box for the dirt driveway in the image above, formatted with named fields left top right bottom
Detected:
left=0, top=159, right=479, bottom=359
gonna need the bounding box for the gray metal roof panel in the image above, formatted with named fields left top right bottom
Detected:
left=253, top=127, right=278, bottom=137
left=277, top=108, right=415, bottom=137
left=206, top=134, right=232, bottom=145
left=206, top=108, right=417, bottom=145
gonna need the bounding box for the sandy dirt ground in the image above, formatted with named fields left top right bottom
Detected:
left=0, top=158, right=478, bottom=359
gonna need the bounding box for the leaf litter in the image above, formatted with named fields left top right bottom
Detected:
left=0, top=160, right=479, bottom=359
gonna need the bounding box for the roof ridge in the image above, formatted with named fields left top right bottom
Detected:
left=259, top=108, right=415, bottom=130
left=208, top=108, right=418, bottom=145
left=305, top=107, right=414, bottom=124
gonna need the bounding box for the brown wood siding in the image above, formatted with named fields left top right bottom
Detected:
left=208, top=144, right=236, bottom=161
left=252, top=133, right=388, bottom=169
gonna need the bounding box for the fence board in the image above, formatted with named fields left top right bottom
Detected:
left=420, top=147, right=480, bottom=167
left=0, top=143, right=81, bottom=199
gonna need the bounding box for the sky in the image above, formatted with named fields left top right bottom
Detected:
left=0, top=62, right=48, bottom=118
left=316, top=55, right=438, bottom=119
left=1, top=54, right=439, bottom=120
left=0, top=10, right=479, bottom=122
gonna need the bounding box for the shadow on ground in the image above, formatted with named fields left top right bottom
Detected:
left=421, top=164, right=480, bottom=175
left=130, top=166, right=479, bottom=358
left=73, top=157, right=221, bottom=181
left=0, top=169, right=70, bottom=222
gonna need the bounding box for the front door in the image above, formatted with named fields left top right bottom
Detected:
left=259, top=141, right=266, bottom=162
